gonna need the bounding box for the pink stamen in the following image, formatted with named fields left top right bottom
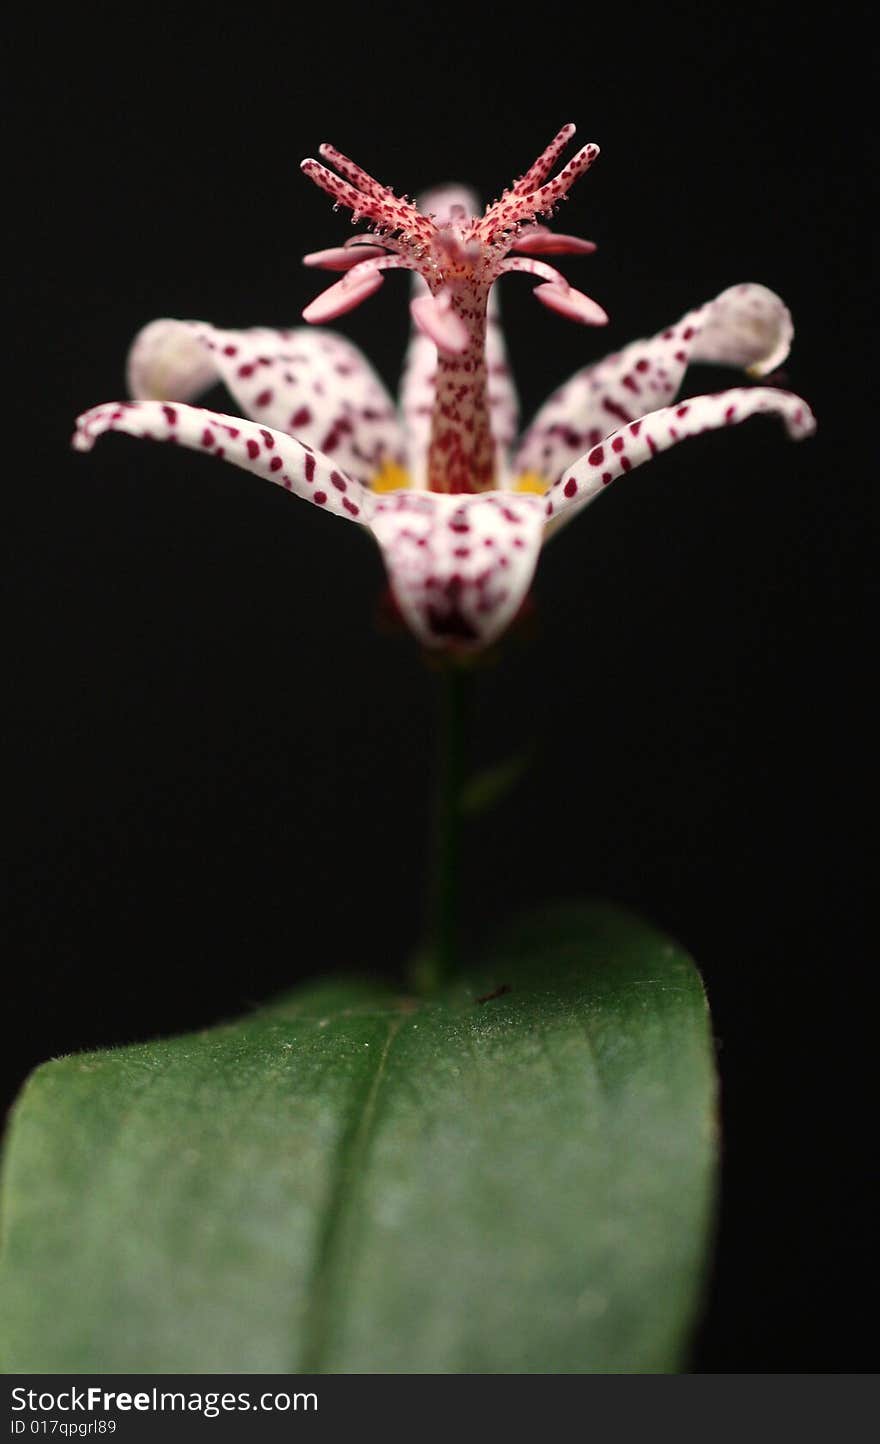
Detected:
left=303, top=244, right=389, bottom=271
left=302, top=269, right=385, bottom=323
left=513, top=226, right=597, bottom=256
left=534, top=283, right=608, bottom=326
left=499, top=258, right=608, bottom=326
left=303, top=255, right=414, bottom=324
left=410, top=288, right=470, bottom=355
left=499, top=256, right=571, bottom=286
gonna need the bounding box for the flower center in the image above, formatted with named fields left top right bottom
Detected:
left=300, top=125, right=607, bottom=494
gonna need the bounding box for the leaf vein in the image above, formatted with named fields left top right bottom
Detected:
left=297, top=1015, right=403, bottom=1371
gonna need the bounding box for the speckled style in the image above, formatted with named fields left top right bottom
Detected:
left=74, top=125, right=815, bottom=651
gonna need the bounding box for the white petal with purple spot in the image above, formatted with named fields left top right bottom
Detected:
left=515, top=284, right=796, bottom=484
left=73, top=401, right=375, bottom=524
left=370, top=491, right=546, bottom=648
left=544, top=386, right=816, bottom=528
left=127, top=320, right=404, bottom=485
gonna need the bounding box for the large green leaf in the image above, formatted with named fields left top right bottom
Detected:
left=0, top=904, right=717, bottom=1373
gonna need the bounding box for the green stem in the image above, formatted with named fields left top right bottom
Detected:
left=413, top=663, right=473, bottom=993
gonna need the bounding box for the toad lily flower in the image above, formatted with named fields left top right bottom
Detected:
left=74, top=124, right=815, bottom=650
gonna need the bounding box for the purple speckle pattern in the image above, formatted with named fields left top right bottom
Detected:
left=74, top=127, right=815, bottom=653
left=515, top=283, right=796, bottom=485
left=370, top=492, right=546, bottom=648
left=126, top=320, right=404, bottom=485
left=72, top=401, right=373, bottom=525
left=544, top=386, right=816, bottom=527
left=302, top=128, right=601, bottom=494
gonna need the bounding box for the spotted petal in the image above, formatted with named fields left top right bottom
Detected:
left=399, top=327, right=440, bottom=486
left=485, top=294, right=520, bottom=479
left=73, top=401, right=375, bottom=524
left=370, top=491, right=546, bottom=649
left=515, top=284, right=795, bottom=485
left=127, top=321, right=404, bottom=486
left=544, top=386, right=816, bottom=527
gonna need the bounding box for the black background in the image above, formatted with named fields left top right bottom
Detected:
left=5, top=4, right=872, bottom=1372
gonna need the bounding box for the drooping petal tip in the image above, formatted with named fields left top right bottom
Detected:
left=515, top=281, right=807, bottom=487
left=694, top=283, right=794, bottom=377
left=126, top=318, right=218, bottom=402
left=118, top=319, right=405, bottom=484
